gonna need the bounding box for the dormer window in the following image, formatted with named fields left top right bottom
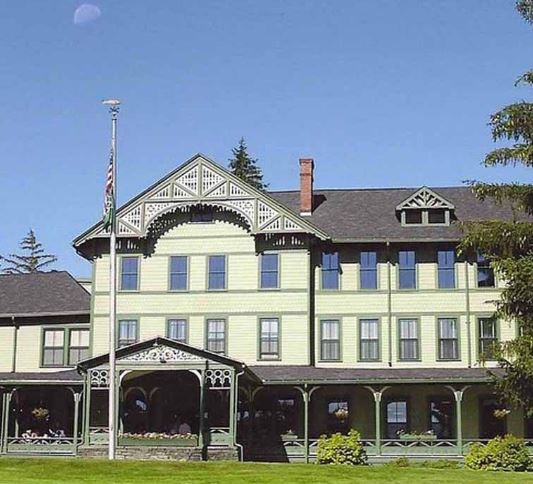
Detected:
left=397, top=187, right=454, bottom=227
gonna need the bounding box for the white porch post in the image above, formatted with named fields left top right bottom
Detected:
left=73, top=392, right=82, bottom=454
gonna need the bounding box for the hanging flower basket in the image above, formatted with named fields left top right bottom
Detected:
left=334, top=408, right=349, bottom=421
left=31, top=407, right=49, bottom=421
left=493, top=408, right=510, bottom=419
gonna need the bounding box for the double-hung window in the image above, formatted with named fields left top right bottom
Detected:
left=360, top=251, right=377, bottom=289
left=169, top=256, right=188, bottom=291
left=321, top=319, right=340, bottom=360
left=260, top=253, right=279, bottom=289
left=120, top=256, right=139, bottom=291
left=118, top=320, right=138, bottom=348
left=477, top=253, right=495, bottom=287
left=68, top=329, right=90, bottom=364
left=438, top=318, right=459, bottom=360
left=321, top=252, right=340, bottom=290
left=42, top=329, right=65, bottom=366
left=399, top=318, right=419, bottom=360
left=479, top=318, right=498, bottom=359
left=207, top=319, right=226, bottom=354
left=437, top=250, right=455, bottom=289
left=359, top=319, right=379, bottom=361
left=167, top=319, right=187, bottom=343
left=259, top=318, right=279, bottom=359
left=208, top=255, right=226, bottom=290
left=386, top=400, right=408, bottom=438
left=398, top=250, right=416, bottom=289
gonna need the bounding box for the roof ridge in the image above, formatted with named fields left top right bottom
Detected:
left=0, top=270, right=69, bottom=278
left=269, top=186, right=471, bottom=194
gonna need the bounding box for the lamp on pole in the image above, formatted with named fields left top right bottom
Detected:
left=102, top=98, right=120, bottom=460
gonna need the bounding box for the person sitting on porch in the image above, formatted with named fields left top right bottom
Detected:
left=178, top=418, right=192, bottom=435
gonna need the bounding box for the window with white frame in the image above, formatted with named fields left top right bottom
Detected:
left=42, top=329, right=65, bottom=366
left=68, top=329, right=90, bottom=364
left=438, top=318, right=459, bottom=360
left=321, top=319, right=340, bottom=360
left=167, top=319, right=187, bottom=343
left=398, top=318, right=419, bottom=360
left=118, top=320, right=138, bottom=348
left=359, top=318, right=379, bottom=361
left=479, top=318, right=498, bottom=359
left=259, top=318, right=279, bottom=359
left=207, top=319, right=226, bottom=354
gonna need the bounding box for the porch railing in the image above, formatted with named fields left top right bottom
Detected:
left=6, top=436, right=81, bottom=455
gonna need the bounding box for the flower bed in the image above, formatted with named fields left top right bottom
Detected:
left=119, top=432, right=198, bottom=447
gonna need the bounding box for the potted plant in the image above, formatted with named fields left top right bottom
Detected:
left=281, top=429, right=298, bottom=441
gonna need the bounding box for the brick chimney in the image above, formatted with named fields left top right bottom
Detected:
left=299, top=158, right=314, bottom=216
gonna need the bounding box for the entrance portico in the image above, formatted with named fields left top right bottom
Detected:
left=77, top=337, right=258, bottom=459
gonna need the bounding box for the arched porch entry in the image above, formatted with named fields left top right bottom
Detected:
left=78, top=337, right=259, bottom=453
left=121, top=370, right=200, bottom=435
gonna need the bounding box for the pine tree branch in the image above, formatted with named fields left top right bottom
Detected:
left=464, top=181, right=533, bottom=214
left=484, top=144, right=533, bottom=167
left=517, top=0, right=533, bottom=24
left=489, top=102, right=533, bottom=144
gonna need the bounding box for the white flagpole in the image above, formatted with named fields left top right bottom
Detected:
left=103, top=99, right=120, bottom=460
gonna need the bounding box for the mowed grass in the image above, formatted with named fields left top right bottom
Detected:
left=0, top=458, right=532, bottom=484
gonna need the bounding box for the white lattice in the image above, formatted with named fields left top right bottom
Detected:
left=118, top=222, right=135, bottom=235
left=153, top=185, right=171, bottom=199
left=225, top=199, right=255, bottom=222
left=201, top=166, right=224, bottom=195
left=397, top=187, right=454, bottom=210
left=144, top=202, right=176, bottom=223
left=205, top=369, right=232, bottom=389
left=229, top=182, right=248, bottom=197
left=122, top=206, right=142, bottom=229
left=122, top=344, right=204, bottom=362
left=205, top=183, right=227, bottom=198
left=262, top=217, right=282, bottom=231
left=173, top=184, right=193, bottom=199
left=258, top=201, right=278, bottom=227
left=90, top=369, right=109, bottom=388
left=175, top=166, right=199, bottom=195
left=284, top=217, right=302, bottom=231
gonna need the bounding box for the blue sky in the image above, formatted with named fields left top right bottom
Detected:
left=0, top=0, right=531, bottom=276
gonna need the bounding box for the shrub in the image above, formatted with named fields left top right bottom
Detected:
left=464, top=434, right=532, bottom=472
left=316, top=429, right=368, bottom=465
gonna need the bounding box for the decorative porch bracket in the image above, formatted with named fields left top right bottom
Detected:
left=445, top=385, right=471, bottom=456
left=363, top=386, right=390, bottom=457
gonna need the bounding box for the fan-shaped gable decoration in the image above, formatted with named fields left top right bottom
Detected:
left=396, top=187, right=455, bottom=211
left=74, top=154, right=328, bottom=247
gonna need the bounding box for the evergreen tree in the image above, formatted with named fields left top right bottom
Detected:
left=228, top=138, right=268, bottom=191
left=460, top=1, right=533, bottom=415
left=0, top=230, right=57, bottom=274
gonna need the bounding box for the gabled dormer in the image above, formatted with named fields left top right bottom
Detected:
left=396, top=187, right=455, bottom=226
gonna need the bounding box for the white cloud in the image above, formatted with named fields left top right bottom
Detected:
left=73, top=4, right=102, bottom=25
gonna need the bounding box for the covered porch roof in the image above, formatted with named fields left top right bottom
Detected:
left=0, top=370, right=83, bottom=386
left=249, top=365, right=497, bottom=385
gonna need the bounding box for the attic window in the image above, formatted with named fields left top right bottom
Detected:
left=405, top=210, right=423, bottom=224
left=428, top=209, right=446, bottom=224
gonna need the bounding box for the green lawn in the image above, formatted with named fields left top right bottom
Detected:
left=0, top=459, right=531, bottom=483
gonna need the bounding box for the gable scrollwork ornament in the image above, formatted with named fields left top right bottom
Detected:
left=122, top=344, right=205, bottom=363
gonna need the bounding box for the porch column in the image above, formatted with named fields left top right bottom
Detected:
left=73, top=392, right=82, bottom=454
left=303, top=387, right=309, bottom=463
left=83, top=377, right=92, bottom=445
left=364, top=386, right=388, bottom=457
left=1, top=391, right=12, bottom=454
left=454, top=389, right=464, bottom=456
left=198, top=371, right=205, bottom=448
left=228, top=369, right=236, bottom=445
left=0, top=392, right=6, bottom=454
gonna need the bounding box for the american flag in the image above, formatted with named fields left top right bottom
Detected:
left=103, top=148, right=115, bottom=229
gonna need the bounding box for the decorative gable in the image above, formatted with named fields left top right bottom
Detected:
left=396, top=187, right=455, bottom=211
left=74, top=154, right=328, bottom=246
left=121, top=344, right=205, bottom=363
left=396, top=187, right=454, bottom=226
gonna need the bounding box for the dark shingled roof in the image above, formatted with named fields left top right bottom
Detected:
left=0, top=370, right=82, bottom=384
left=249, top=365, right=495, bottom=384
left=270, top=187, right=517, bottom=242
left=0, top=271, right=90, bottom=318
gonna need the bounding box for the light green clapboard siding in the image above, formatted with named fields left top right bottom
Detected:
left=0, top=327, right=15, bottom=372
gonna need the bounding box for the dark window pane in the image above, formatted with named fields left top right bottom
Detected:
left=405, top=210, right=422, bottom=224
left=261, top=254, right=279, bottom=289
left=399, top=251, right=416, bottom=289
left=121, top=257, right=139, bottom=290
left=438, top=250, right=455, bottom=288
left=428, top=209, right=446, bottom=224
left=386, top=401, right=408, bottom=438
left=208, top=255, right=226, bottom=290
left=477, top=253, right=495, bottom=287
left=360, top=251, right=377, bottom=289
left=430, top=400, right=454, bottom=438
left=321, top=252, right=339, bottom=290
